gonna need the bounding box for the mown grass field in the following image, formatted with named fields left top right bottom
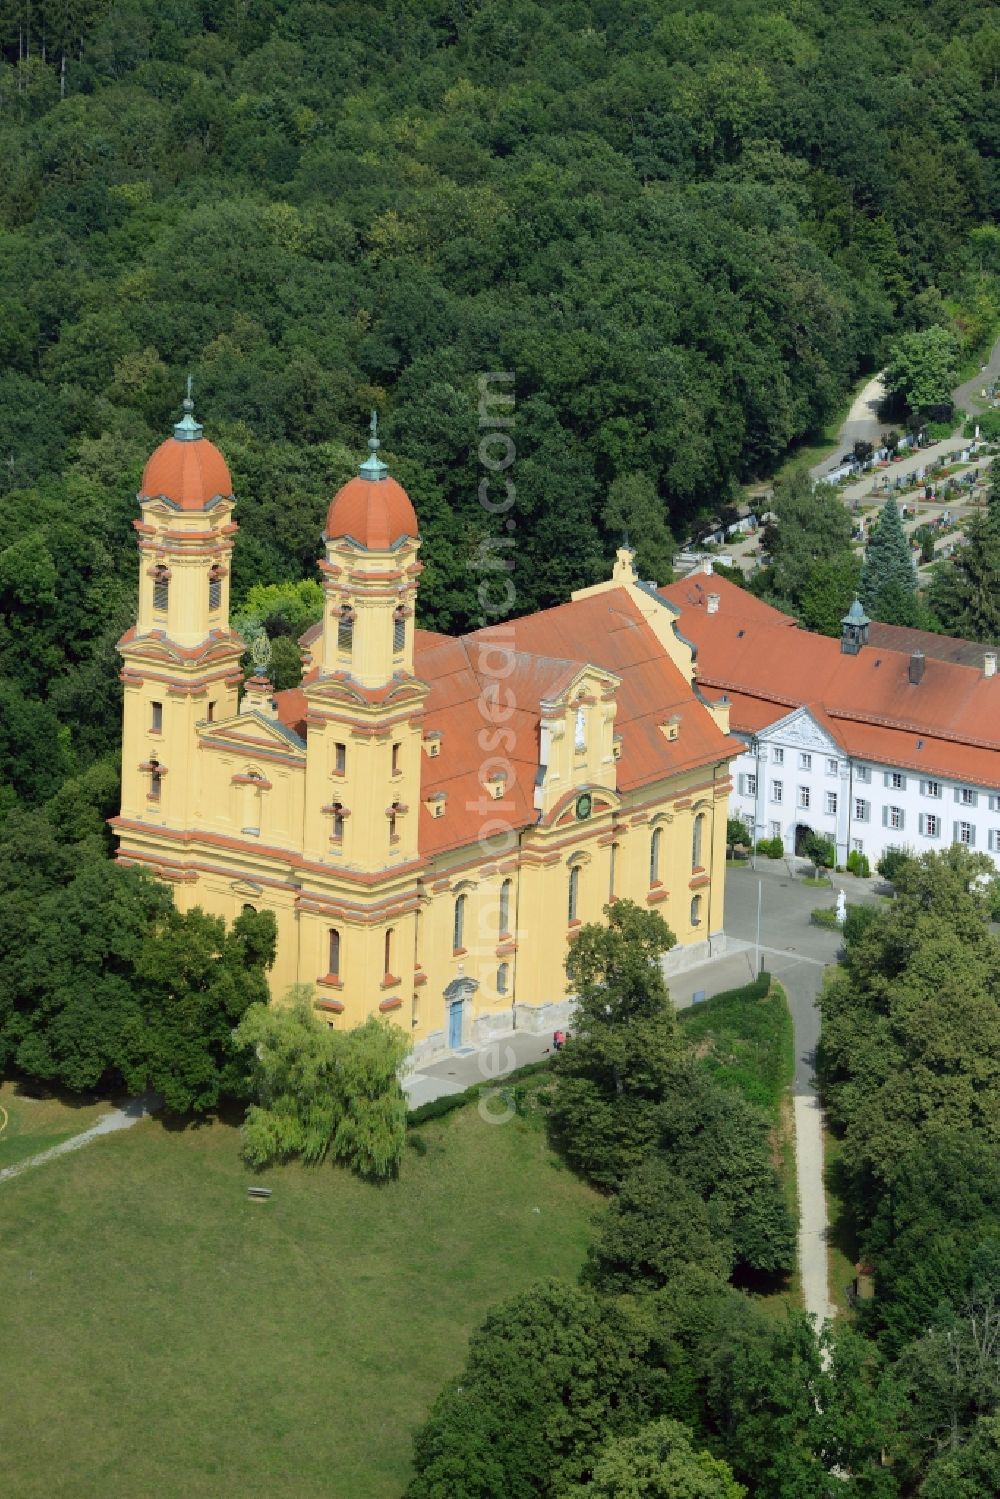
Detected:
left=0, top=1080, right=112, bottom=1171
left=0, top=1092, right=600, bottom=1499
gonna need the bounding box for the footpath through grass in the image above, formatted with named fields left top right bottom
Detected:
left=0, top=1079, right=112, bottom=1171
left=0, top=1089, right=599, bottom=1499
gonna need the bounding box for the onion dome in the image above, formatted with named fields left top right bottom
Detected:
left=326, top=412, right=417, bottom=550
left=139, top=383, right=234, bottom=512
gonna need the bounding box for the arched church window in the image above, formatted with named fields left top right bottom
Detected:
left=568, top=864, right=581, bottom=923
left=393, top=608, right=406, bottom=655
left=328, top=928, right=341, bottom=979
left=499, top=878, right=511, bottom=935
left=337, top=605, right=355, bottom=654
left=331, top=803, right=345, bottom=843
left=384, top=928, right=395, bottom=978
left=497, top=962, right=510, bottom=996
left=649, top=826, right=662, bottom=885
left=692, top=812, right=706, bottom=870
left=690, top=895, right=703, bottom=927
left=149, top=759, right=162, bottom=802
left=453, top=894, right=467, bottom=953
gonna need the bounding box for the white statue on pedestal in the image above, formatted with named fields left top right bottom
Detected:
left=836, top=888, right=847, bottom=927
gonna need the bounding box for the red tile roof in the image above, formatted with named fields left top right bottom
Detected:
left=662, top=574, right=1000, bottom=787
left=140, top=436, right=233, bottom=511
left=274, top=587, right=734, bottom=858
left=326, top=475, right=418, bottom=550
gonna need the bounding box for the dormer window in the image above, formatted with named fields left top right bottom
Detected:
left=337, top=605, right=355, bottom=653
left=208, top=564, right=223, bottom=613
left=152, top=565, right=169, bottom=613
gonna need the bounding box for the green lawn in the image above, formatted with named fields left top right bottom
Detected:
left=0, top=1096, right=600, bottom=1499
left=0, top=1080, right=112, bottom=1171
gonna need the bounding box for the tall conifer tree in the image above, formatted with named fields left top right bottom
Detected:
left=859, top=497, right=918, bottom=624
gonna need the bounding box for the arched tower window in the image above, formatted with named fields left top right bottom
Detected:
left=384, top=928, right=394, bottom=978
left=337, top=605, right=355, bottom=654
left=331, top=803, right=345, bottom=843
left=453, top=894, right=467, bottom=953
left=328, top=928, right=341, bottom=979
left=152, top=565, right=169, bottom=613
left=208, top=563, right=223, bottom=613
left=649, top=826, right=662, bottom=885
left=149, top=759, right=162, bottom=802
left=568, top=864, right=581, bottom=923
left=692, top=813, right=706, bottom=870
left=393, top=608, right=406, bottom=655
left=609, top=842, right=619, bottom=900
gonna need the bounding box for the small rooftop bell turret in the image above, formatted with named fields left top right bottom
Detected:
left=841, top=596, right=870, bottom=656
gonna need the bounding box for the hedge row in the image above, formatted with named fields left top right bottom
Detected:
left=406, top=1055, right=553, bottom=1127
left=678, top=971, right=794, bottom=1116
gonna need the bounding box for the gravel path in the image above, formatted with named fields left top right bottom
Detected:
left=0, top=1093, right=161, bottom=1185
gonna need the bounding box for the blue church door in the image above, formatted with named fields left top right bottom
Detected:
left=448, top=1000, right=464, bottom=1050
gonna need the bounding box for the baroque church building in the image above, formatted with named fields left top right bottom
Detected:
left=113, top=401, right=735, bottom=1059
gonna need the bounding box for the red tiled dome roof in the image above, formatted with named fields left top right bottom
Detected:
left=326, top=475, right=418, bottom=550
left=140, top=436, right=234, bottom=511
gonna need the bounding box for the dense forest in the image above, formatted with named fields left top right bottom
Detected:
left=3, top=0, right=1000, bottom=667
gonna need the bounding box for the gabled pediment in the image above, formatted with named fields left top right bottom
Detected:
left=761, top=706, right=841, bottom=757
left=198, top=709, right=306, bottom=756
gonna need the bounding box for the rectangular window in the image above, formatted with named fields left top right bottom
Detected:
left=827, top=758, right=838, bottom=776
left=852, top=838, right=864, bottom=854
left=921, top=779, right=941, bottom=798
left=769, top=820, right=781, bottom=840
left=337, top=612, right=354, bottom=653
left=207, top=701, right=216, bottom=723
left=885, top=771, right=906, bottom=790
left=989, top=830, right=1000, bottom=853
left=957, top=821, right=975, bottom=846
left=771, top=747, right=784, bottom=765
left=855, top=764, right=871, bottom=783
left=393, top=613, right=406, bottom=654
left=149, top=767, right=162, bottom=803
left=958, top=787, right=978, bottom=807
left=798, top=786, right=811, bottom=809
left=799, top=753, right=812, bottom=770
left=739, top=772, right=757, bottom=796
left=150, top=701, right=163, bottom=734
left=153, top=574, right=168, bottom=612
left=920, top=813, right=940, bottom=837
left=854, top=798, right=869, bottom=822
left=208, top=575, right=222, bottom=612
left=391, top=742, right=401, bottom=775
left=825, top=791, right=838, bottom=815
left=771, top=780, right=783, bottom=804
left=886, top=806, right=904, bottom=831
left=334, top=742, right=346, bottom=776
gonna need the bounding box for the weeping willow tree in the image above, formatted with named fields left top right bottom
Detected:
left=235, top=985, right=411, bottom=1180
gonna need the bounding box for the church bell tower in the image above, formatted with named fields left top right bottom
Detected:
left=117, top=387, right=244, bottom=833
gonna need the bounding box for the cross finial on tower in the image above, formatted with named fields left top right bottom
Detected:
left=359, top=408, right=389, bottom=481
left=174, top=376, right=203, bottom=441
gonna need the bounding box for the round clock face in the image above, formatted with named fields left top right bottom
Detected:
left=575, top=792, right=593, bottom=821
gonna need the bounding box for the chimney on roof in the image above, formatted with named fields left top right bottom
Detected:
left=985, top=652, right=997, bottom=679
left=909, top=650, right=925, bottom=686
left=703, top=558, right=714, bottom=576
left=706, top=592, right=720, bottom=615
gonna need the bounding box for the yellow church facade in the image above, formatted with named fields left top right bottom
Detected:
left=113, top=402, right=736, bottom=1059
